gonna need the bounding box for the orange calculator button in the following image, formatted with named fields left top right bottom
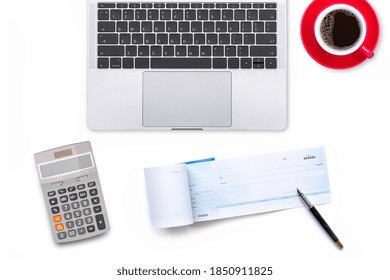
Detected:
left=53, top=214, right=62, bottom=223
left=55, top=223, right=64, bottom=231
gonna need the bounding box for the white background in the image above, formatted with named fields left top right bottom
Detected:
left=5, top=0, right=390, bottom=279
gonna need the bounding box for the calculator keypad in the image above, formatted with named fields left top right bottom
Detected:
left=47, top=180, right=107, bottom=242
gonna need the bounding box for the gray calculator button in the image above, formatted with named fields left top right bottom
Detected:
left=68, top=229, right=77, bottom=238
left=64, top=212, right=73, bottom=220
left=95, top=214, right=106, bottom=230
left=51, top=206, right=60, bottom=214
left=68, top=186, right=76, bottom=192
left=89, top=188, right=98, bottom=196
left=93, top=205, right=102, bottom=213
left=49, top=198, right=58, bottom=205
left=62, top=204, right=70, bottom=211
left=57, top=232, right=67, bottom=239
left=66, top=221, right=75, bottom=229
left=83, top=208, right=92, bottom=216
left=85, top=216, right=94, bottom=224
left=81, top=199, right=89, bottom=207
left=60, top=195, right=68, bottom=203
left=77, top=184, right=86, bottom=190
left=79, top=191, right=87, bottom=199
left=48, top=191, right=56, bottom=197
left=69, top=193, right=78, bottom=201
left=75, top=218, right=84, bottom=226
left=77, top=227, right=86, bottom=235
left=88, top=181, right=96, bottom=187
left=74, top=210, right=82, bottom=218
left=58, top=188, right=66, bottom=194
left=71, top=202, right=80, bottom=209
left=91, top=197, right=100, bottom=205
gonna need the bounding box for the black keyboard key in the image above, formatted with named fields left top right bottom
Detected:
left=154, top=3, right=165, bottom=8
left=95, top=214, right=106, bottom=230
left=163, top=46, right=174, bottom=56
left=266, top=58, right=277, bottom=69
left=169, top=34, right=180, bottom=44
left=144, top=33, right=155, bottom=44
left=126, top=46, right=137, bottom=56
left=110, top=58, right=121, bottom=68
left=231, top=33, right=242, bottom=44
left=191, top=22, right=202, bottom=32
left=129, top=21, right=140, bottom=32
left=253, top=58, right=265, bottom=69
left=259, top=10, right=277, bottom=20
left=216, top=3, right=227, bottom=8
left=151, top=46, right=162, bottom=56
left=188, top=46, right=199, bottom=56
left=225, top=46, right=236, bottom=56
left=166, top=22, right=177, bottom=32
left=141, top=21, right=153, bottom=32
left=179, top=21, right=190, bottom=32
left=132, top=33, right=143, bottom=44
left=210, top=9, right=221, bottom=20
left=204, top=22, right=214, bottom=33
left=241, top=58, right=252, bottom=69
left=228, top=22, right=239, bottom=32
left=98, top=9, right=109, bottom=20
left=167, top=3, right=177, bottom=8
left=228, top=3, right=239, bottom=8
left=200, top=46, right=211, bottom=56
left=207, top=34, right=217, bottom=44
left=123, top=9, right=134, bottom=20
left=135, top=9, right=146, bottom=20
left=213, top=46, right=224, bottom=57
left=138, top=46, right=149, bottom=56
left=244, top=33, right=255, bottom=44
left=142, top=3, right=153, bottom=8
left=175, top=46, right=187, bottom=56
left=197, top=10, right=208, bottom=20
left=222, top=10, right=233, bottom=20
left=247, top=10, right=258, bottom=20
left=173, top=9, right=184, bottom=20
left=265, top=3, right=277, bottom=9
left=182, top=33, right=193, bottom=44
left=241, top=22, right=252, bottom=32
left=119, top=33, right=130, bottom=44
left=194, top=33, right=205, bottom=44
left=151, top=58, right=211, bottom=68
left=191, top=3, right=202, bottom=8
left=228, top=58, right=239, bottom=68
left=98, top=21, right=115, bottom=32
left=154, top=22, right=165, bottom=32
left=185, top=10, right=196, bottom=20
left=219, top=34, right=230, bottom=44
left=238, top=46, right=249, bottom=56
left=241, top=3, right=252, bottom=8
left=148, top=9, right=158, bottom=20
left=179, top=3, right=190, bottom=8
left=250, top=46, right=277, bottom=56
left=253, top=22, right=265, bottom=32
left=117, top=21, right=128, bottom=32
left=98, top=33, right=118, bottom=44
left=110, top=9, right=122, bottom=20
left=98, top=3, right=115, bottom=8
left=160, top=9, right=171, bottom=20
left=256, top=34, right=277, bottom=44
left=216, top=22, right=227, bottom=32
left=128, top=3, right=141, bottom=8
left=157, top=33, right=169, bottom=44
left=253, top=3, right=265, bottom=8
left=265, top=22, right=277, bottom=32
left=117, top=3, right=128, bottom=8
left=204, top=3, right=215, bottom=8
left=234, top=10, right=245, bottom=20
left=135, top=58, right=149, bottom=68
left=98, top=46, right=124, bottom=56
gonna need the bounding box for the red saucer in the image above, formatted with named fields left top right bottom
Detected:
left=301, top=0, right=379, bottom=69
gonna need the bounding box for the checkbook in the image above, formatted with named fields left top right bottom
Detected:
left=144, top=147, right=331, bottom=228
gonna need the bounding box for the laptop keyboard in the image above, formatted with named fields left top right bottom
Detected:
left=97, top=2, right=278, bottom=69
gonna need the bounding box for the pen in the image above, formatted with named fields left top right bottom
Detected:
left=296, top=188, right=343, bottom=250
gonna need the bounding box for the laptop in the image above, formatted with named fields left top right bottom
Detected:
left=87, top=1, right=287, bottom=130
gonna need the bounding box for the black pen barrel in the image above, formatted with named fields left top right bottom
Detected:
left=310, top=206, right=339, bottom=243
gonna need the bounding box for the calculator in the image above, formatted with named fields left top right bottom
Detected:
left=34, top=141, right=110, bottom=243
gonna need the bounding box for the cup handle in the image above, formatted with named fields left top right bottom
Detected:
left=360, top=45, right=374, bottom=59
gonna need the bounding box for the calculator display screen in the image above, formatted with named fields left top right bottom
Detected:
left=40, top=154, right=93, bottom=178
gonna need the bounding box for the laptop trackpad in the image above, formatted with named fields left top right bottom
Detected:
left=143, top=71, right=232, bottom=128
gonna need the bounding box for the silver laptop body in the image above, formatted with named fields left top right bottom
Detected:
left=87, top=0, right=287, bottom=130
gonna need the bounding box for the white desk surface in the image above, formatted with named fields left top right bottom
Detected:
left=5, top=1, right=390, bottom=279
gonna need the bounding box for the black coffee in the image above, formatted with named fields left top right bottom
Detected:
left=320, top=9, right=361, bottom=50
